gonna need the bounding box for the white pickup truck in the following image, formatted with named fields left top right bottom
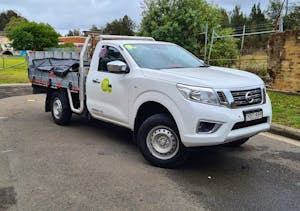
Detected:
left=28, top=35, right=272, bottom=168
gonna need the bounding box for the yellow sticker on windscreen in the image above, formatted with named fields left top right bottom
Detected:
left=124, top=44, right=136, bottom=50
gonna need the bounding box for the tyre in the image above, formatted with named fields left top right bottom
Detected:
left=51, top=91, right=72, bottom=125
left=224, top=138, right=249, bottom=147
left=137, top=113, right=187, bottom=168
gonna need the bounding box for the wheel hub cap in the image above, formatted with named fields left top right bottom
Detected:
left=146, top=126, right=180, bottom=160
left=53, top=98, right=63, bottom=119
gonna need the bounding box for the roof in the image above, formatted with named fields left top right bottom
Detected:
left=101, top=39, right=172, bottom=46
left=58, top=36, right=86, bottom=44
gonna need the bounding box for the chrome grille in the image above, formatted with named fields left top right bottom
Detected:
left=231, top=88, right=262, bottom=107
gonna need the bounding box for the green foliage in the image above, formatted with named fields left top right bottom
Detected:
left=102, top=15, right=135, bottom=35
left=220, top=8, right=230, bottom=28
left=266, top=0, right=282, bottom=21
left=90, top=24, right=103, bottom=32
left=0, top=10, right=25, bottom=31
left=140, top=0, right=221, bottom=56
left=284, top=4, right=300, bottom=30
left=260, top=67, right=268, bottom=77
left=66, top=29, right=81, bottom=36
left=267, top=0, right=300, bottom=30
left=209, top=28, right=239, bottom=67
left=230, top=6, right=247, bottom=28
left=249, top=3, right=268, bottom=26
left=244, top=3, right=270, bottom=50
left=4, top=16, right=28, bottom=31
left=5, top=21, right=60, bottom=50
left=57, top=43, right=76, bottom=48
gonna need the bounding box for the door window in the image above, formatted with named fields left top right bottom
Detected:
left=98, top=46, right=126, bottom=72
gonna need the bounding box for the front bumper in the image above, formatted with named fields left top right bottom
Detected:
left=176, top=96, right=272, bottom=147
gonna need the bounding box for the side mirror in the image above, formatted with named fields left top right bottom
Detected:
left=107, top=60, right=128, bottom=73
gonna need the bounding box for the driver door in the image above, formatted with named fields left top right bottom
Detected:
left=86, top=45, right=129, bottom=126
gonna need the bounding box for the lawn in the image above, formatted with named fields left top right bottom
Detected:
left=0, top=56, right=29, bottom=84
left=268, top=91, right=300, bottom=129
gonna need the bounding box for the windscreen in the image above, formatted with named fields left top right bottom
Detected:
left=124, top=44, right=206, bottom=69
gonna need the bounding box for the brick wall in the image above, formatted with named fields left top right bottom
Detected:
left=268, top=30, right=300, bottom=93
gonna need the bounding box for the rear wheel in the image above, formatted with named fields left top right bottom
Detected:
left=224, top=138, right=249, bottom=147
left=51, top=92, right=72, bottom=125
left=137, top=114, right=187, bottom=168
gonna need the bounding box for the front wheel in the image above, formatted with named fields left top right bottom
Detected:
left=137, top=114, right=187, bottom=168
left=51, top=91, right=72, bottom=125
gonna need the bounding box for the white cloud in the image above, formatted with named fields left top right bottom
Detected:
left=1, top=0, right=298, bottom=35
left=0, top=0, right=144, bottom=34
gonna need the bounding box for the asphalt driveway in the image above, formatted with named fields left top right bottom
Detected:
left=0, top=95, right=299, bottom=210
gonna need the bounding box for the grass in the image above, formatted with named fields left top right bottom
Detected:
left=0, top=57, right=29, bottom=84
left=268, top=91, right=300, bottom=129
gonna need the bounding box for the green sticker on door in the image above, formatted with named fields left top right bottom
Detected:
left=101, top=78, right=112, bottom=93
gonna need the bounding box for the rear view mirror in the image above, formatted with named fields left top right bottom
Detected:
left=107, top=60, right=128, bottom=73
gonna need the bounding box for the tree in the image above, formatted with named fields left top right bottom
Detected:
left=266, top=0, right=282, bottom=22
left=245, top=3, right=270, bottom=50
left=284, top=4, right=300, bottom=30
left=210, top=28, right=239, bottom=67
left=249, top=3, right=267, bottom=26
left=0, top=10, right=25, bottom=31
left=4, top=16, right=28, bottom=31
left=267, top=0, right=300, bottom=30
left=66, top=29, right=81, bottom=36
left=220, top=8, right=230, bottom=28
left=6, top=21, right=60, bottom=50
left=90, top=24, right=103, bottom=32
left=140, top=0, right=222, bottom=56
left=230, top=6, right=248, bottom=29
left=102, top=15, right=135, bottom=35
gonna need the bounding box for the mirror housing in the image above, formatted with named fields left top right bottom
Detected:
left=107, top=60, right=128, bottom=73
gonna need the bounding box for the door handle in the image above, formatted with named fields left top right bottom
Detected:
left=92, top=79, right=101, bottom=84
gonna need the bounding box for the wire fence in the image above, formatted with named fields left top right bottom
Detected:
left=0, top=55, right=27, bottom=71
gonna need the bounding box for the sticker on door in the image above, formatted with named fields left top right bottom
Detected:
left=101, top=78, right=112, bottom=93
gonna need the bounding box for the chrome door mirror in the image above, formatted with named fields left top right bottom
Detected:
left=107, top=60, right=128, bottom=73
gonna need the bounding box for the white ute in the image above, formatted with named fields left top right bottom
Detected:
left=28, top=35, right=272, bottom=168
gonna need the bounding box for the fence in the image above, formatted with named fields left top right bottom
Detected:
left=0, top=55, right=27, bottom=71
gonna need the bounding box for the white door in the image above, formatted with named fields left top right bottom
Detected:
left=86, top=45, right=130, bottom=126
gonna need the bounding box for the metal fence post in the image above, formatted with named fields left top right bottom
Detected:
left=204, top=24, right=208, bottom=62
left=239, top=25, right=246, bottom=69
left=208, top=29, right=214, bottom=65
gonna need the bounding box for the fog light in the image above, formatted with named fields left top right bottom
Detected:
left=197, top=121, right=221, bottom=133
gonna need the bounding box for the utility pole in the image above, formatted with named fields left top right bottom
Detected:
left=279, top=16, right=284, bottom=32
left=285, top=0, right=288, bottom=16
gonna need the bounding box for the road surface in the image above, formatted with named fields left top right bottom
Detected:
left=0, top=95, right=299, bottom=211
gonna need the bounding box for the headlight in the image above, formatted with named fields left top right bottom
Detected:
left=177, top=84, right=219, bottom=105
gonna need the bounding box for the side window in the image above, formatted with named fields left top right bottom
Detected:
left=98, top=46, right=126, bottom=72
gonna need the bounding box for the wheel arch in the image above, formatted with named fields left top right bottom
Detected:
left=131, top=91, right=184, bottom=139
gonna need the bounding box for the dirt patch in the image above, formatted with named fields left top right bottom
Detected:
left=0, top=187, right=17, bottom=210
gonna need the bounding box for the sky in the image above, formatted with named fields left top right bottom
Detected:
left=0, top=0, right=298, bottom=35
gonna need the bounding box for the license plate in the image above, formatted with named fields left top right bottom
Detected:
left=244, top=110, right=263, bottom=122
